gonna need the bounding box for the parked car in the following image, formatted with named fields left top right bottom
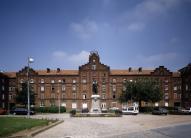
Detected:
left=109, top=107, right=119, bottom=111
left=0, top=108, right=7, bottom=115
left=172, top=107, right=191, bottom=115
left=152, top=107, right=168, bottom=115
left=81, top=108, right=89, bottom=113
left=122, top=106, right=139, bottom=115
left=10, top=108, right=35, bottom=115
left=101, top=108, right=108, bottom=113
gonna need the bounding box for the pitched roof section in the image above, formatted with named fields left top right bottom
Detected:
left=37, top=70, right=78, bottom=75
left=4, top=72, right=16, bottom=78
left=110, top=69, right=153, bottom=75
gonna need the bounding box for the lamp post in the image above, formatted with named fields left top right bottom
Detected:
left=58, top=81, right=61, bottom=114
left=27, top=57, right=34, bottom=118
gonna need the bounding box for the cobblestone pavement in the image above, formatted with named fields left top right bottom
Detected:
left=33, top=114, right=191, bottom=138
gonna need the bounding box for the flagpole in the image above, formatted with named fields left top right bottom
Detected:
left=27, top=57, right=30, bottom=118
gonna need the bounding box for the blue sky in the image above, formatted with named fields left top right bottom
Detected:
left=0, top=0, right=191, bottom=72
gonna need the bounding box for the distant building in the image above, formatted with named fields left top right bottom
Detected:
left=179, top=63, right=191, bottom=108
left=0, top=52, right=184, bottom=111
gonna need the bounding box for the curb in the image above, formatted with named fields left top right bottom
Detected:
left=9, top=120, right=64, bottom=138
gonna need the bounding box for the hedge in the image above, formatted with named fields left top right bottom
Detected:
left=34, top=106, right=66, bottom=113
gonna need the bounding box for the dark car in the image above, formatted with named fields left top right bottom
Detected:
left=10, top=108, right=35, bottom=115
left=81, top=108, right=89, bottom=113
left=152, top=107, right=168, bottom=115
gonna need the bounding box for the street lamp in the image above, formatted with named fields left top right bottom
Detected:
left=27, top=57, right=34, bottom=118
left=58, top=80, right=61, bottom=114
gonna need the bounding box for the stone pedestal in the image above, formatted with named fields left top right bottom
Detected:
left=90, top=95, right=101, bottom=113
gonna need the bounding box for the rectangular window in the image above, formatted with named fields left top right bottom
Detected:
left=72, top=103, right=77, bottom=109
left=102, top=85, right=106, bottom=92
left=62, top=93, right=65, bottom=99
left=2, top=86, right=5, bottom=91
left=61, top=85, right=66, bottom=91
left=112, top=85, right=116, bottom=92
left=101, top=103, right=106, bottom=108
left=40, top=101, right=45, bottom=107
left=51, top=85, right=55, bottom=91
left=40, top=79, right=44, bottom=83
left=51, top=93, right=55, bottom=99
left=173, top=86, right=177, bottom=91
left=82, top=79, right=86, bottom=84
left=92, top=65, right=96, bottom=70
left=72, top=79, right=76, bottom=84
left=51, top=80, right=55, bottom=83
left=112, top=78, right=116, bottom=83
left=9, top=94, right=12, bottom=100
left=73, top=93, right=76, bottom=99
left=2, top=94, right=5, bottom=100
left=102, top=94, right=105, bottom=99
left=186, top=85, right=188, bottom=91
left=164, top=85, right=168, bottom=91
left=174, top=93, right=177, bottom=99
left=82, top=94, right=86, bottom=99
left=72, top=85, right=76, bottom=91
left=40, top=86, right=45, bottom=92
left=40, top=93, right=45, bottom=99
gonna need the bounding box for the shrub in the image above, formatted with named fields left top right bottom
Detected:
left=115, top=110, right=122, bottom=115
left=70, top=110, right=76, bottom=116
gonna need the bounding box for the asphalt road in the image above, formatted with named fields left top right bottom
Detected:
left=116, top=123, right=191, bottom=138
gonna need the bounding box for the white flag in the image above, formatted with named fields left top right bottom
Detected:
left=28, top=57, right=34, bottom=63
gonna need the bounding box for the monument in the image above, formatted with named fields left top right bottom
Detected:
left=90, top=80, right=101, bottom=113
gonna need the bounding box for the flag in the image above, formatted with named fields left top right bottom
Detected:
left=28, top=57, right=34, bottom=63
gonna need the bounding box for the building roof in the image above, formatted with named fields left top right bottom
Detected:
left=4, top=72, right=16, bottom=78
left=3, top=69, right=180, bottom=77
left=110, top=69, right=153, bottom=75
left=36, top=70, right=78, bottom=76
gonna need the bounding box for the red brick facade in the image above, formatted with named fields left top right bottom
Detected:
left=0, top=52, right=183, bottom=110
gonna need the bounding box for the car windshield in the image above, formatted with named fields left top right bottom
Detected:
left=128, top=107, right=134, bottom=111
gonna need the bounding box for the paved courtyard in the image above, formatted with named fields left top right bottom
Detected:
left=33, top=114, right=191, bottom=138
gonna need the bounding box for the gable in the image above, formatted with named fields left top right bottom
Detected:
left=151, top=66, right=172, bottom=76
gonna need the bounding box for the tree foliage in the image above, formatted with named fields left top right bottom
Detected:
left=118, top=78, right=163, bottom=107
left=16, top=82, right=35, bottom=107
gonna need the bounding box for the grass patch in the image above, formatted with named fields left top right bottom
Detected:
left=0, top=117, right=50, bottom=137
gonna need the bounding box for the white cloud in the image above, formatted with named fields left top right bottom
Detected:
left=52, top=50, right=89, bottom=68
left=119, top=0, right=181, bottom=31
left=127, top=22, right=145, bottom=31
left=133, top=0, right=180, bottom=20
left=70, top=19, right=98, bottom=40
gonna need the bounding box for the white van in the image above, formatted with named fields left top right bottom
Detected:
left=122, top=106, right=139, bottom=115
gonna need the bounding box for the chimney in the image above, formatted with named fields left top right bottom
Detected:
left=128, top=67, right=132, bottom=72
left=57, top=68, right=60, bottom=72
left=47, top=68, right=50, bottom=73
left=138, top=67, right=142, bottom=72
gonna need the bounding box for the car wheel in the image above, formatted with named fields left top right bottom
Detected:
left=13, top=112, right=16, bottom=115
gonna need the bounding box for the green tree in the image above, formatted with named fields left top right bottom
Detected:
left=119, top=78, right=163, bottom=107
left=16, top=82, right=35, bottom=107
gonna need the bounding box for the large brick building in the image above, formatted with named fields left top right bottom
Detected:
left=0, top=52, right=186, bottom=111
